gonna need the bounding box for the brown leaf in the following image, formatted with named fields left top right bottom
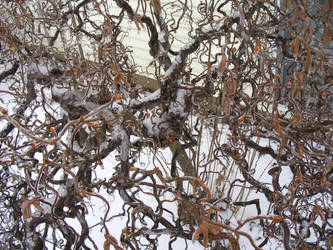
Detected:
left=290, top=112, right=302, bottom=126
left=218, top=45, right=227, bottom=73
left=114, top=73, right=123, bottom=86
left=208, top=223, right=221, bottom=235
left=76, top=67, right=81, bottom=79
left=229, top=235, right=241, bottom=250
left=203, top=222, right=209, bottom=247
left=22, top=200, right=32, bottom=219
left=311, top=205, right=325, bottom=222
left=193, top=218, right=223, bottom=248
left=151, top=0, right=162, bottom=14
left=222, top=81, right=228, bottom=92
left=273, top=116, right=287, bottom=150
left=290, top=37, right=300, bottom=56
left=227, top=79, right=237, bottom=96
left=22, top=197, right=42, bottom=219
left=296, top=5, right=307, bottom=22
left=322, top=26, right=332, bottom=46
left=295, top=71, right=304, bottom=85
left=98, top=45, right=103, bottom=60
left=133, top=15, right=144, bottom=31
left=306, top=48, right=312, bottom=72
left=216, top=174, right=224, bottom=186
left=222, top=96, right=231, bottom=115
left=315, top=50, right=325, bottom=73
left=32, top=200, right=44, bottom=213
left=296, top=169, right=304, bottom=183
left=280, top=132, right=286, bottom=151
left=103, top=233, right=119, bottom=250
left=283, top=0, right=291, bottom=11
left=304, top=21, right=312, bottom=42
left=102, top=21, right=113, bottom=37
left=192, top=223, right=203, bottom=241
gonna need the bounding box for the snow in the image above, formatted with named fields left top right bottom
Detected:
left=169, top=88, right=187, bottom=117
left=130, top=135, right=140, bottom=144
left=241, top=30, right=249, bottom=41
left=158, top=30, right=166, bottom=43
left=175, top=54, right=182, bottom=64
left=164, top=61, right=178, bottom=78
left=184, top=38, right=197, bottom=50
left=143, top=113, right=170, bottom=137
left=26, top=232, right=36, bottom=249
left=51, top=84, right=68, bottom=98
left=58, top=184, right=67, bottom=197
left=231, top=11, right=240, bottom=19
left=163, top=38, right=198, bottom=78
left=300, top=220, right=310, bottom=238
left=129, top=88, right=161, bottom=107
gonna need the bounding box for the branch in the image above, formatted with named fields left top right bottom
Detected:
left=0, top=60, right=19, bottom=82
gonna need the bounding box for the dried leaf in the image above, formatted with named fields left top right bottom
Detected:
left=151, top=0, right=162, bottom=14
left=306, top=48, right=312, bottom=72
left=283, top=0, right=291, bottom=11
left=103, top=233, right=119, bottom=250
left=192, top=224, right=203, bottom=241
left=314, top=50, right=325, bottom=73
left=229, top=236, right=241, bottom=250
left=98, top=45, right=103, bottom=60
left=113, top=73, right=123, bottom=86
left=296, top=169, right=303, bottom=183
left=104, top=21, right=113, bottom=35
left=22, top=200, right=32, bottom=219
left=208, top=223, right=221, bottom=235
left=22, top=197, right=42, bottom=219
left=76, top=67, right=81, bottom=79
left=290, top=37, right=300, bottom=56
left=102, top=21, right=113, bottom=37
left=296, top=5, right=307, bottom=22
left=32, top=200, right=44, bottom=213
left=227, top=79, right=237, bottom=96
left=304, top=21, right=312, bottom=42
left=203, top=222, right=209, bottom=247
left=280, top=132, right=286, bottom=151
left=133, top=15, right=144, bottom=31
left=298, top=150, right=303, bottom=158
left=322, top=26, right=332, bottom=46
left=272, top=115, right=283, bottom=134
left=222, top=96, right=231, bottom=115
left=216, top=174, right=224, bottom=186
left=272, top=215, right=282, bottom=222
left=193, top=218, right=223, bottom=248
left=295, top=71, right=304, bottom=85
left=103, top=239, right=110, bottom=250
left=311, top=205, right=325, bottom=222
left=218, top=45, right=227, bottom=73
left=290, top=112, right=302, bottom=126
left=273, top=117, right=287, bottom=150
left=222, top=81, right=228, bottom=92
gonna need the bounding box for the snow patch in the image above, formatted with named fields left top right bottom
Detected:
left=158, top=31, right=166, bottom=43
left=130, top=89, right=161, bottom=107
left=169, top=88, right=187, bottom=117
left=58, top=184, right=67, bottom=197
